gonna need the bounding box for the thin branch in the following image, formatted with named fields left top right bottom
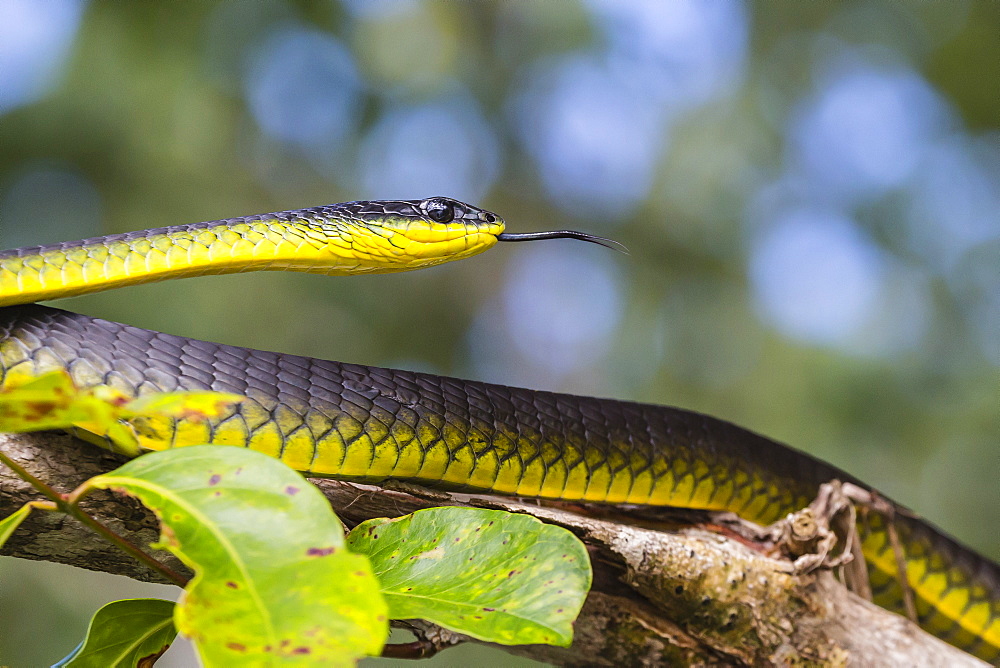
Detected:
left=0, top=439, right=189, bottom=588
left=0, top=430, right=988, bottom=667
left=64, top=485, right=189, bottom=588
left=0, top=447, right=64, bottom=504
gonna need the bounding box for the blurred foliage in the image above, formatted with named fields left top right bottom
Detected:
left=0, top=1, right=998, bottom=666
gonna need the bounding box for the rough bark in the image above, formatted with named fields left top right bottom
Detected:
left=0, top=431, right=986, bottom=667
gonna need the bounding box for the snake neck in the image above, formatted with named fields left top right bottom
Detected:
left=0, top=221, right=326, bottom=305
left=0, top=217, right=495, bottom=307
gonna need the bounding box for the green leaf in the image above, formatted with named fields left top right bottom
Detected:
left=0, top=370, right=243, bottom=456
left=0, top=503, right=33, bottom=548
left=85, top=446, right=388, bottom=666
left=123, top=389, right=246, bottom=422
left=347, top=507, right=592, bottom=647
left=0, top=371, right=107, bottom=432
left=53, top=598, right=177, bottom=668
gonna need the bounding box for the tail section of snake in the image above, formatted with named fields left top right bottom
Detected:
left=0, top=304, right=996, bottom=662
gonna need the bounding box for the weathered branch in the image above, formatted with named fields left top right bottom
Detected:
left=0, top=431, right=986, bottom=666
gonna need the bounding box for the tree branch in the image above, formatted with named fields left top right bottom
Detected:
left=0, top=431, right=987, bottom=666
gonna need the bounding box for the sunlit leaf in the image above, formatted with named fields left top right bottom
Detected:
left=125, top=390, right=246, bottom=421
left=0, top=370, right=244, bottom=456
left=0, top=371, right=102, bottom=432
left=84, top=446, right=387, bottom=666
left=0, top=503, right=33, bottom=548
left=347, top=507, right=591, bottom=647
left=53, top=598, right=177, bottom=668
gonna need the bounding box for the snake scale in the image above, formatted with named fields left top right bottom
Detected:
left=0, top=197, right=996, bottom=662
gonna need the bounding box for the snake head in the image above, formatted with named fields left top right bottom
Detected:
left=332, top=197, right=505, bottom=270
left=325, top=196, right=624, bottom=274
left=398, top=196, right=628, bottom=254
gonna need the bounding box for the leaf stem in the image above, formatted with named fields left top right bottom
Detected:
left=0, top=448, right=189, bottom=588
left=67, top=494, right=191, bottom=588
left=0, top=448, right=65, bottom=504
left=27, top=500, right=59, bottom=511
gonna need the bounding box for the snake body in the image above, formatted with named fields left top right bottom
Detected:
left=0, top=198, right=997, bottom=662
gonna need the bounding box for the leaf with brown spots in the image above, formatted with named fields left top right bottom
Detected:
left=0, top=371, right=125, bottom=441
left=83, top=446, right=387, bottom=666
left=52, top=598, right=177, bottom=668
left=0, top=370, right=244, bottom=456
left=347, top=507, right=591, bottom=647
left=124, top=390, right=245, bottom=423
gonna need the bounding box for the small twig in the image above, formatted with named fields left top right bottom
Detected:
left=841, top=484, right=918, bottom=622
left=845, top=505, right=873, bottom=601
left=882, top=508, right=918, bottom=623
left=813, top=481, right=859, bottom=570
left=758, top=481, right=860, bottom=575
left=65, top=482, right=190, bottom=588
left=67, top=497, right=190, bottom=588
left=380, top=480, right=452, bottom=502
left=0, top=447, right=189, bottom=588
left=0, top=449, right=65, bottom=505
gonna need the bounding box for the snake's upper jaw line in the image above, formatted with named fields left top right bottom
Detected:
left=495, top=231, right=630, bottom=254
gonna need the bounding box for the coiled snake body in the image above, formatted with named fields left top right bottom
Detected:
left=0, top=197, right=996, bottom=662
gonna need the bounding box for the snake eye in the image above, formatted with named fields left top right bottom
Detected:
left=424, top=198, right=455, bottom=224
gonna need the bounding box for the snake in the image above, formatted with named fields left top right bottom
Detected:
left=0, top=196, right=996, bottom=663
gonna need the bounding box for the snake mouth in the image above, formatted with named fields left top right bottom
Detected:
left=496, top=231, right=629, bottom=253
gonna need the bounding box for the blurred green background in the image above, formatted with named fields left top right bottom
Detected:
left=1, top=1, right=998, bottom=665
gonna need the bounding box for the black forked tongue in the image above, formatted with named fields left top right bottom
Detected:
left=496, top=230, right=628, bottom=253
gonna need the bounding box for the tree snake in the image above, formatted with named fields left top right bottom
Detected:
left=0, top=197, right=996, bottom=662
